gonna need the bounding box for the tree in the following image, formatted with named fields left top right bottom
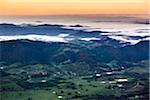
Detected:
left=27, top=97, right=33, bottom=100
left=68, top=92, right=72, bottom=96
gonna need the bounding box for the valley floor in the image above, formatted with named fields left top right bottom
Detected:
left=0, top=63, right=149, bottom=100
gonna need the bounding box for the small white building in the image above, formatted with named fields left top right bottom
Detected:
left=96, top=73, right=101, bottom=77
left=117, top=84, right=123, bottom=88
left=58, top=96, right=63, bottom=99
left=115, top=79, right=128, bottom=83
left=95, top=73, right=101, bottom=80
left=52, top=91, right=56, bottom=94
left=0, top=67, right=4, bottom=70
left=41, top=80, right=47, bottom=83
left=106, top=72, right=113, bottom=75
left=101, top=81, right=106, bottom=84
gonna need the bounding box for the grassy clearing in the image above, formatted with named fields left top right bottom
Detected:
left=0, top=77, right=122, bottom=100
left=1, top=90, right=58, bottom=100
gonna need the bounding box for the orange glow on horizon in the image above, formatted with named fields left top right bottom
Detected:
left=0, top=0, right=149, bottom=16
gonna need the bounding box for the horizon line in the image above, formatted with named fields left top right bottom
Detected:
left=0, top=13, right=149, bottom=17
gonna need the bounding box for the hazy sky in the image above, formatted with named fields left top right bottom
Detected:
left=0, top=0, right=149, bottom=16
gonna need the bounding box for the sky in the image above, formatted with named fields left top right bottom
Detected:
left=0, top=0, right=149, bottom=16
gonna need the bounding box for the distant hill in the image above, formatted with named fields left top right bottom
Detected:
left=0, top=40, right=149, bottom=65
